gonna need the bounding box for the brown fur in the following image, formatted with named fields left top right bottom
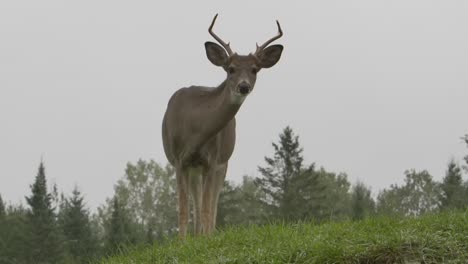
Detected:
left=162, top=15, right=283, bottom=238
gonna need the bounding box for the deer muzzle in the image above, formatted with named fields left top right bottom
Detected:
left=237, top=82, right=251, bottom=95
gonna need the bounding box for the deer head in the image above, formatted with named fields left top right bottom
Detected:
left=204, top=14, right=284, bottom=104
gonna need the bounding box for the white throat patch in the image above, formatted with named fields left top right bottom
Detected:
left=230, top=89, right=247, bottom=105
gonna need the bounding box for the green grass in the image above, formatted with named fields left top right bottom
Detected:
left=101, top=211, right=468, bottom=263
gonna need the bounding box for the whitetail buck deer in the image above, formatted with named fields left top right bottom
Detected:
left=162, top=14, right=283, bottom=237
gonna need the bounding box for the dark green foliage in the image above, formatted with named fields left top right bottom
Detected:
left=376, top=183, right=404, bottom=216
left=401, top=170, right=441, bottom=215
left=287, top=165, right=328, bottom=221
left=0, top=205, right=30, bottom=264
left=256, top=126, right=305, bottom=219
left=99, top=160, right=177, bottom=243
left=105, top=197, right=136, bottom=254
left=255, top=126, right=325, bottom=221
left=92, top=160, right=178, bottom=257
left=0, top=194, right=5, bottom=219
left=59, top=187, right=100, bottom=263
left=25, top=162, right=64, bottom=264
left=145, top=224, right=155, bottom=245
left=216, top=181, right=238, bottom=227
left=463, top=134, right=468, bottom=171
left=101, top=211, right=468, bottom=264
left=313, top=168, right=351, bottom=220
left=217, top=176, right=268, bottom=227
left=4, top=129, right=468, bottom=262
left=351, top=182, right=375, bottom=220
left=377, top=169, right=441, bottom=216
left=440, top=161, right=466, bottom=210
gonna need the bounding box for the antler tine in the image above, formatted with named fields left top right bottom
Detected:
left=208, top=14, right=234, bottom=56
left=255, top=20, right=283, bottom=55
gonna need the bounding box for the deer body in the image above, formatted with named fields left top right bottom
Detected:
left=163, top=82, right=238, bottom=168
left=162, top=14, right=283, bottom=237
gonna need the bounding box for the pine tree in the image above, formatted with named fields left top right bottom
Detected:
left=351, top=182, right=375, bottom=220
left=216, top=181, right=238, bottom=227
left=101, top=160, right=177, bottom=242
left=25, top=162, right=64, bottom=264
left=440, top=161, right=465, bottom=210
left=255, top=126, right=324, bottom=221
left=60, top=187, right=99, bottom=263
left=0, top=204, right=30, bottom=264
left=256, top=126, right=302, bottom=219
left=463, top=134, right=468, bottom=172
left=376, top=184, right=400, bottom=216
left=217, top=176, right=269, bottom=227
left=0, top=194, right=5, bottom=219
left=105, top=197, right=134, bottom=254
left=146, top=224, right=155, bottom=245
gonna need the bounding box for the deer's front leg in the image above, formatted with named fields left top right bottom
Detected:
left=176, top=167, right=190, bottom=239
left=190, top=169, right=203, bottom=235
left=202, top=166, right=217, bottom=235
left=210, top=163, right=228, bottom=230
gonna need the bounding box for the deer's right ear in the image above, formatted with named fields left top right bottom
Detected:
left=205, top=42, right=228, bottom=67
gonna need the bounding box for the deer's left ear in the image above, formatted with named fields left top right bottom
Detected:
left=257, top=45, right=283, bottom=68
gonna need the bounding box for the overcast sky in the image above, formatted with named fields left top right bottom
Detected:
left=1, top=0, right=467, bottom=210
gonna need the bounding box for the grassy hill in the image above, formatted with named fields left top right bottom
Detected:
left=101, top=211, right=468, bottom=263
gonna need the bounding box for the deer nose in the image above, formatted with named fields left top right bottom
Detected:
left=238, top=82, right=251, bottom=95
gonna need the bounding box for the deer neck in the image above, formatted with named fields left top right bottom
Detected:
left=198, top=80, right=242, bottom=142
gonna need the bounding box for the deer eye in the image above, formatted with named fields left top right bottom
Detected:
left=228, top=67, right=236, bottom=74
left=251, top=67, right=258, bottom=74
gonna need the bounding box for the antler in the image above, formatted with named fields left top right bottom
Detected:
left=208, top=14, right=234, bottom=56
left=255, top=20, right=283, bottom=55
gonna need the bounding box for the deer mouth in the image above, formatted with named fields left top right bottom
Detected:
left=233, top=90, right=249, bottom=99
left=230, top=89, right=248, bottom=104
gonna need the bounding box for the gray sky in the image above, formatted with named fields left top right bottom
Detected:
left=1, top=0, right=467, bottom=210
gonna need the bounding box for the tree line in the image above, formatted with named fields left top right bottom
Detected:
left=1, top=128, right=467, bottom=263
